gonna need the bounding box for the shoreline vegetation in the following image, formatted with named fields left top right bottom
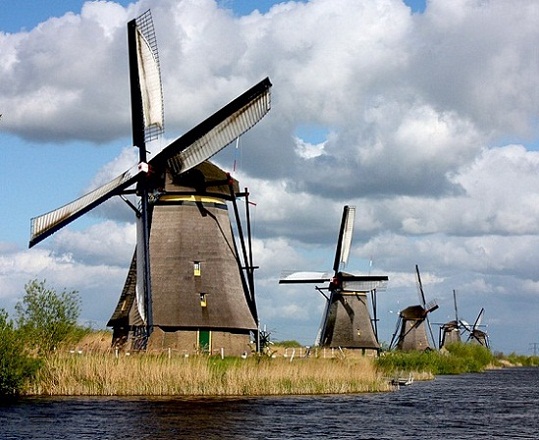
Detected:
left=18, top=331, right=539, bottom=397
left=29, top=351, right=391, bottom=397
left=2, top=280, right=538, bottom=398
left=25, top=332, right=392, bottom=396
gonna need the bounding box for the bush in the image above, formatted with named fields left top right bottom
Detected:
left=0, top=309, right=40, bottom=398
left=375, top=343, right=495, bottom=376
left=275, top=340, right=302, bottom=348
left=503, top=352, right=539, bottom=367
left=15, top=279, right=82, bottom=355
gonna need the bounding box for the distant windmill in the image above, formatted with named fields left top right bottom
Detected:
left=463, top=308, right=490, bottom=348
left=439, top=289, right=463, bottom=349
left=279, top=206, right=389, bottom=354
left=29, top=11, right=272, bottom=355
left=390, top=265, right=438, bottom=351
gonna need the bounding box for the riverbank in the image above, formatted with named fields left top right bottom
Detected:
left=19, top=333, right=539, bottom=397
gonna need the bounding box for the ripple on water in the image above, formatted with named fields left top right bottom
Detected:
left=1, top=368, right=539, bottom=439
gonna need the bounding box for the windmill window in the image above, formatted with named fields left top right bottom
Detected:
left=200, top=293, right=207, bottom=308
left=194, top=261, right=201, bottom=276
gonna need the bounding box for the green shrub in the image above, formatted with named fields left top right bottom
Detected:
left=504, top=352, right=539, bottom=367
left=0, top=309, right=41, bottom=398
left=15, top=279, right=82, bottom=355
left=275, top=340, right=302, bottom=348
left=375, top=343, right=495, bottom=376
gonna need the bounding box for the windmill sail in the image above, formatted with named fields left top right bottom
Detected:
left=154, top=78, right=271, bottom=176
left=333, top=206, right=355, bottom=272
left=29, top=163, right=144, bottom=247
left=135, top=21, right=164, bottom=136
left=131, top=10, right=164, bottom=144
left=279, top=271, right=332, bottom=284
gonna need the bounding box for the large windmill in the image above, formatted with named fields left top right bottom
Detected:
left=390, top=265, right=438, bottom=351
left=279, top=206, right=389, bottom=354
left=29, top=11, right=272, bottom=355
left=464, top=308, right=490, bottom=348
left=439, top=289, right=463, bottom=349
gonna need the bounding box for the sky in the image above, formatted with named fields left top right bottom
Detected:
left=1, top=0, right=538, bottom=355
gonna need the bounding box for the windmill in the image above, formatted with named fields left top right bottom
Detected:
left=28, top=11, right=272, bottom=355
left=463, top=308, right=490, bottom=348
left=390, top=265, right=438, bottom=351
left=439, top=289, right=462, bottom=349
left=279, top=206, right=389, bottom=354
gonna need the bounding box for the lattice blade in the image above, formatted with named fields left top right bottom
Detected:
left=151, top=77, right=272, bottom=175
left=134, top=11, right=164, bottom=141
left=279, top=271, right=331, bottom=284
left=341, top=275, right=388, bottom=292
left=29, top=163, right=143, bottom=247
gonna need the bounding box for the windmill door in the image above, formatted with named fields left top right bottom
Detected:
left=198, top=330, right=211, bottom=354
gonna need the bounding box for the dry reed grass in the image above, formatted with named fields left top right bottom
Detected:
left=27, top=351, right=392, bottom=396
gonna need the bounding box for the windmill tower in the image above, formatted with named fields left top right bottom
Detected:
left=464, top=308, right=490, bottom=348
left=390, top=265, right=438, bottom=351
left=439, top=289, right=462, bottom=349
left=279, top=206, right=389, bottom=355
left=28, top=11, right=272, bottom=356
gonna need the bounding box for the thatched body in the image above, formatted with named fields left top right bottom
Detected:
left=396, top=305, right=431, bottom=351
left=321, top=291, right=379, bottom=350
left=440, top=320, right=461, bottom=348
left=469, top=329, right=489, bottom=348
left=108, top=161, right=257, bottom=354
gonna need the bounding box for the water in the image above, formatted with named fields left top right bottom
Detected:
left=2, top=368, right=538, bottom=439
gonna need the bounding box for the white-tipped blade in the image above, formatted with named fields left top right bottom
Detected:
left=338, top=206, right=355, bottom=268
left=279, top=271, right=331, bottom=284
left=164, top=86, right=270, bottom=175
left=342, top=278, right=388, bottom=292
left=30, top=162, right=143, bottom=247
left=136, top=27, right=164, bottom=135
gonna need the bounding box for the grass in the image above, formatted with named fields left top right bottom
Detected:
left=496, top=352, right=539, bottom=367
left=26, top=352, right=392, bottom=396
left=20, top=332, right=539, bottom=397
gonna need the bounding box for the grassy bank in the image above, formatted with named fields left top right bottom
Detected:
left=497, top=352, right=539, bottom=367
left=14, top=331, right=539, bottom=397
left=26, top=351, right=392, bottom=396
left=375, top=343, right=496, bottom=376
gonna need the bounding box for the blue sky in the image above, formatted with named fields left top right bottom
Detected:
left=1, top=0, right=538, bottom=354
left=0, top=0, right=426, bottom=32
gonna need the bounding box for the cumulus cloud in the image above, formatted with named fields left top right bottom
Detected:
left=1, top=0, right=539, bottom=353
left=0, top=246, right=126, bottom=326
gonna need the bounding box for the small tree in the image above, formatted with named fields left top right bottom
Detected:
left=0, top=309, right=40, bottom=397
left=15, top=279, right=81, bottom=354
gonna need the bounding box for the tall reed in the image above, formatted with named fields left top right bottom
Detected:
left=27, top=352, right=392, bottom=396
